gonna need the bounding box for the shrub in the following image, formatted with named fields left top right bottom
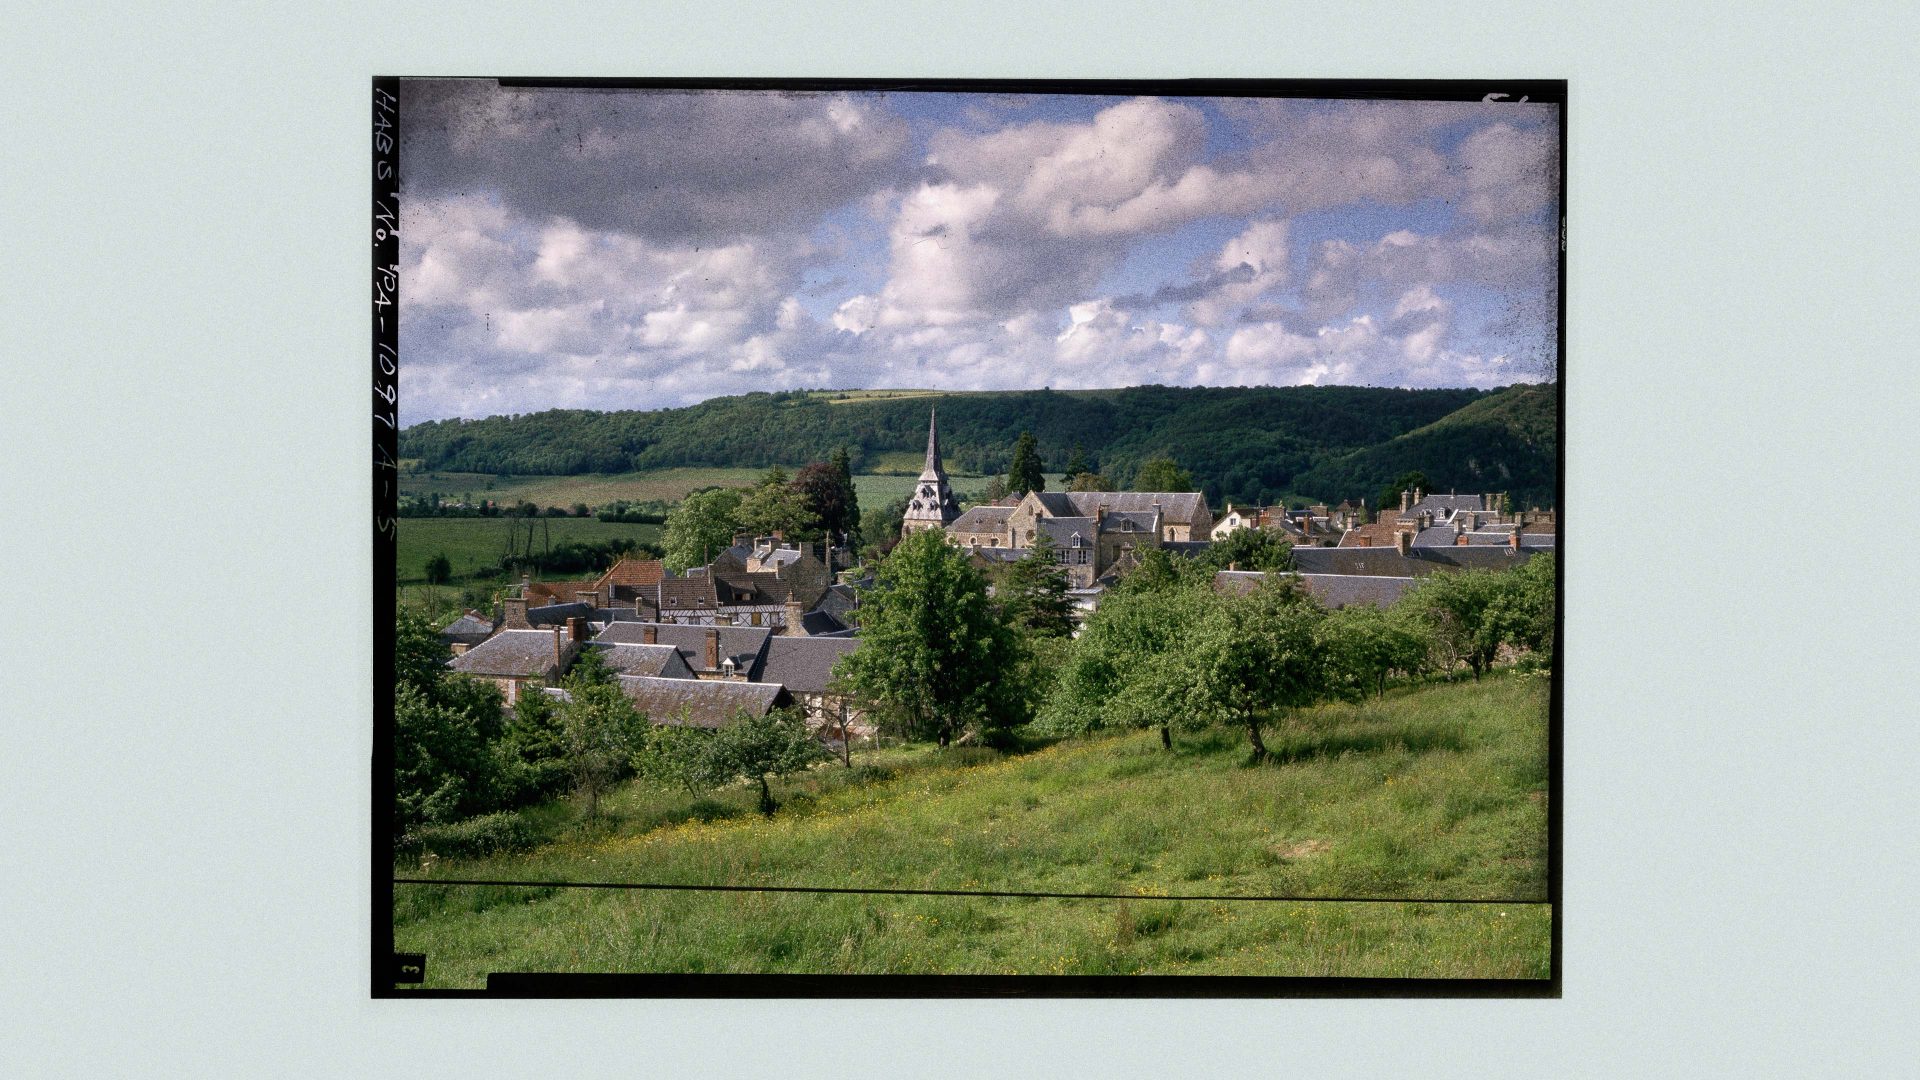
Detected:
left=403, top=811, right=542, bottom=858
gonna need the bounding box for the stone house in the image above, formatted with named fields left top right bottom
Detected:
left=447, top=621, right=588, bottom=706
left=949, top=489, right=1212, bottom=589
left=614, top=676, right=793, bottom=729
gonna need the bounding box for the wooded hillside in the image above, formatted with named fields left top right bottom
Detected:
left=400, top=383, right=1557, bottom=509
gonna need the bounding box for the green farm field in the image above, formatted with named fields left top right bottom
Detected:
left=399, top=467, right=1049, bottom=521
left=396, top=517, right=664, bottom=584
left=393, top=672, right=1550, bottom=986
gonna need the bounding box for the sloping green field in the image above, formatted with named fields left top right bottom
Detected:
left=393, top=673, right=1551, bottom=986
left=396, top=517, right=663, bottom=583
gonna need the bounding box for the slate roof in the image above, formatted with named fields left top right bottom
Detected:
left=1064, top=490, right=1206, bottom=524
left=1291, top=545, right=1538, bottom=578
left=1409, top=493, right=1491, bottom=516
left=439, top=611, right=494, bottom=644
left=588, top=642, right=694, bottom=679
left=449, top=629, right=570, bottom=678
left=1212, top=570, right=1416, bottom=609
left=950, top=505, right=1014, bottom=532
left=1038, top=516, right=1099, bottom=547
left=1411, top=526, right=1463, bottom=548
left=1100, top=510, right=1158, bottom=534
left=527, top=601, right=594, bottom=626
left=816, top=583, right=859, bottom=617
left=712, top=570, right=792, bottom=606
left=1032, top=491, right=1079, bottom=516
left=758, top=636, right=861, bottom=695
left=616, top=676, right=791, bottom=729
left=592, top=622, right=773, bottom=677
left=644, top=577, right=719, bottom=612
left=799, top=609, right=850, bottom=636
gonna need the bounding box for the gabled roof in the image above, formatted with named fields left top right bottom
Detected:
left=1100, top=510, right=1158, bottom=533
left=758, top=636, right=861, bottom=695
left=524, top=579, right=601, bottom=605
left=646, top=577, right=719, bottom=611
left=439, top=611, right=494, bottom=643
left=592, top=622, right=773, bottom=677
left=588, top=642, right=694, bottom=679
left=711, top=570, right=792, bottom=606
left=616, top=676, right=791, bottom=729
left=1409, top=493, right=1492, bottom=516
left=449, top=629, right=570, bottom=678
left=594, top=557, right=665, bottom=590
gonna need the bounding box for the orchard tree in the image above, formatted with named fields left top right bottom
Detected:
left=1316, top=603, right=1433, bottom=700
left=1007, top=432, right=1046, bottom=497
left=555, top=674, right=647, bottom=820
left=1042, top=579, right=1217, bottom=749
left=662, top=487, right=745, bottom=572
left=1132, top=455, right=1194, bottom=493
left=834, top=527, right=1025, bottom=747
left=1406, top=568, right=1512, bottom=679
left=424, top=552, right=453, bottom=586
left=702, top=707, right=828, bottom=816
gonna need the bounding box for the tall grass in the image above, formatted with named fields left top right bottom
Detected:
left=394, top=673, right=1550, bottom=986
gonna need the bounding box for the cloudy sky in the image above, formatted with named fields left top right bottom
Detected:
left=398, top=81, right=1559, bottom=425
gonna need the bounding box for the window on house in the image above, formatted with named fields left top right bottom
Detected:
left=750, top=611, right=761, bottom=626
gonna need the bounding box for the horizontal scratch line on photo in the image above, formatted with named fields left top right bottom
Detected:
left=390, top=878, right=1550, bottom=905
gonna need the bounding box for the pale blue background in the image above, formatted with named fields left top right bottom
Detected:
left=5, top=2, right=1916, bottom=1076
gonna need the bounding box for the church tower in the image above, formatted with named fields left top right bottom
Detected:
left=900, top=407, right=960, bottom=535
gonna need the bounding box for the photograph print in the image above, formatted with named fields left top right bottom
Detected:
left=376, top=76, right=1562, bottom=994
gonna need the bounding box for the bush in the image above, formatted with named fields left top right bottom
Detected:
left=402, top=811, right=542, bottom=858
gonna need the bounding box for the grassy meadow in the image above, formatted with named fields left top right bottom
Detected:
left=396, top=517, right=664, bottom=584
left=393, top=672, right=1550, bottom=986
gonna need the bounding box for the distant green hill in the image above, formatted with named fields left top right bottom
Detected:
left=399, top=384, right=1556, bottom=509
left=1292, top=384, right=1558, bottom=510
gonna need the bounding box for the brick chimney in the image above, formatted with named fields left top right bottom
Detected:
left=1396, top=529, right=1413, bottom=555
left=1509, top=530, right=1522, bottom=553
left=642, top=624, right=657, bottom=645
left=566, top=616, right=587, bottom=642
left=1400, top=489, right=1412, bottom=513
left=784, top=597, right=805, bottom=636
left=704, top=627, right=720, bottom=671
left=551, top=625, right=565, bottom=670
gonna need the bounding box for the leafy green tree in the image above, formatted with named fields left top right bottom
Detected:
left=1158, top=580, right=1329, bottom=761
left=1132, top=455, right=1194, bottom=492
left=995, top=531, right=1077, bottom=638
left=1316, top=603, right=1433, bottom=700
left=834, top=527, right=1026, bottom=747
left=1007, top=432, right=1045, bottom=497
left=739, top=475, right=822, bottom=541
left=1498, top=553, right=1556, bottom=660
left=1039, top=579, right=1216, bottom=749
left=1107, top=545, right=1209, bottom=597
left=702, top=707, right=828, bottom=816
left=858, top=496, right=909, bottom=561
left=1377, top=470, right=1430, bottom=515
left=556, top=676, right=647, bottom=820
left=424, top=552, right=452, bottom=586
left=1201, top=527, right=1295, bottom=574
left=662, top=487, right=745, bottom=572
left=1067, top=471, right=1114, bottom=492
left=1063, top=444, right=1092, bottom=479
left=793, top=459, right=858, bottom=541
left=833, top=446, right=863, bottom=541
left=631, top=717, right=714, bottom=795
left=983, top=475, right=1009, bottom=503
left=393, top=611, right=507, bottom=835
left=565, top=644, right=616, bottom=687
left=497, top=688, right=569, bottom=803
left=1405, top=568, right=1512, bottom=679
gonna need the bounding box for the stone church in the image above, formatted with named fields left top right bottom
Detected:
left=904, top=408, right=1214, bottom=589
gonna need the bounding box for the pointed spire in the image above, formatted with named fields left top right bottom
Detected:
left=923, top=407, right=942, bottom=476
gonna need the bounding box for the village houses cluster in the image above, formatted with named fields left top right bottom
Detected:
left=440, top=410, right=1554, bottom=742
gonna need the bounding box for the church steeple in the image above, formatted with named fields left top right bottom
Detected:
left=901, top=407, right=960, bottom=535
